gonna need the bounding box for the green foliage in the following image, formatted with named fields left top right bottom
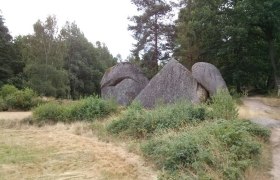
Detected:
left=128, top=0, right=174, bottom=73
left=21, top=16, right=69, bottom=98
left=33, top=96, right=117, bottom=122
left=67, top=96, right=118, bottom=120
left=16, top=16, right=116, bottom=99
left=209, top=89, right=238, bottom=120
left=33, top=102, right=65, bottom=122
left=141, top=119, right=270, bottom=179
left=0, top=97, right=8, bottom=111
left=0, top=84, right=18, bottom=98
left=0, top=85, right=40, bottom=111
left=61, top=23, right=116, bottom=99
left=107, top=101, right=206, bottom=138
left=5, top=88, right=40, bottom=110
left=174, top=0, right=280, bottom=91
left=0, top=14, right=24, bottom=87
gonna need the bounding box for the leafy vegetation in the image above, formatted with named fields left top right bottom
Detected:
left=174, top=0, right=280, bottom=92
left=0, top=1, right=276, bottom=179
left=107, top=101, right=206, bottom=138
left=142, top=120, right=270, bottom=179
left=0, top=15, right=116, bottom=99
left=33, top=96, right=117, bottom=122
left=209, top=89, right=239, bottom=120
left=1, top=0, right=279, bottom=95
left=106, top=91, right=270, bottom=179
left=0, top=84, right=41, bottom=111
left=128, top=0, right=174, bottom=77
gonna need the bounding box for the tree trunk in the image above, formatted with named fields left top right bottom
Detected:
left=153, top=12, right=159, bottom=72
left=268, top=37, right=279, bottom=89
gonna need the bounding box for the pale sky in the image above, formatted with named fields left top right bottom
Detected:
left=0, top=0, right=138, bottom=59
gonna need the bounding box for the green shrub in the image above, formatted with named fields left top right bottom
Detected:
left=0, top=84, right=18, bottom=98
left=210, top=89, right=238, bottom=120
left=107, top=101, right=206, bottom=138
left=67, top=96, right=117, bottom=120
left=0, top=98, right=8, bottom=111
left=33, top=102, right=65, bottom=122
left=33, top=96, right=117, bottom=122
left=5, top=88, right=41, bottom=110
left=142, top=134, right=200, bottom=171
left=141, top=119, right=270, bottom=179
left=0, top=85, right=41, bottom=111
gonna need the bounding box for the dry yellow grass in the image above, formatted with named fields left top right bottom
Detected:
left=238, top=97, right=280, bottom=120
left=0, top=113, right=157, bottom=180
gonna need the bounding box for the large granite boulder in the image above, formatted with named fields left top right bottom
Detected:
left=134, top=59, right=208, bottom=108
left=101, top=62, right=149, bottom=106
left=192, top=62, right=227, bottom=96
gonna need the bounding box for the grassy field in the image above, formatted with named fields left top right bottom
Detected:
left=0, top=119, right=157, bottom=180
left=0, top=93, right=278, bottom=179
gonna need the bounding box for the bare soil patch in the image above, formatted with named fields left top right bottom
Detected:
left=239, top=97, right=280, bottom=180
left=0, top=112, right=32, bottom=120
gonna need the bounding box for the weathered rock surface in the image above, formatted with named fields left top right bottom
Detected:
left=101, top=62, right=149, bottom=106
left=192, top=62, right=227, bottom=96
left=134, top=59, right=207, bottom=108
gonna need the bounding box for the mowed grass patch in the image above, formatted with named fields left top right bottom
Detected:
left=0, top=132, right=55, bottom=166
left=0, top=144, right=42, bottom=164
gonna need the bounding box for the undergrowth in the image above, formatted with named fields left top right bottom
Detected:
left=107, top=101, right=206, bottom=138
left=209, top=89, right=238, bottom=120
left=0, top=84, right=41, bottom=111
left=142, top=120, right=270, bottom=179
left=105, top=90, right=270, bottom=179
left=33, top=96, right=117, bottom=122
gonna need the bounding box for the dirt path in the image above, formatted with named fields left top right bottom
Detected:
left=0, top=112, right=157, bottom=180
left=239, top=97, right=280, bottom=179
left=0, top=111, right=32, bottom=120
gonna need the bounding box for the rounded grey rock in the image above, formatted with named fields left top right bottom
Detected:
left=192, top=62, right=227, bottom=96
left=134, top=59, right=207, bottom=108
left=101, top=62, right=149, bottom=106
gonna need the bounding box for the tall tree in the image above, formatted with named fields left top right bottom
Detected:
left=174, top=0, right=279, bottom=91
left=255, top=0, right=280, bottom=88
left=61, top=22, right=116, bottom=99
left=128, top=0, right=173, bottom=76
left=0, top=14, right=23, bottom=87
left=22, top=16, right=69, bottom=97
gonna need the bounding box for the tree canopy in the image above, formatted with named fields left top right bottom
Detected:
left=0, top=14, right=116, bottom=98
left=128, top=0, right=174, bottom=77
left=0, top=15, right=23, bottom=87
left=1, top=0, right=280, bottom=96
left=174, top=0, right=280, bottom=91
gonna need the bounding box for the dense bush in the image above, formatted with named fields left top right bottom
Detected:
left=68, top=97, right=117, bottom=120
left=0, top=85, right=41, bottom=111
left=5, top=88, right=41, bottom=110
left=141, top=120, right=270, bottom=179
left=32, top=102, right=65, bottom=122
left=107, top=101, right=206, bottom=138
left=0, top=98, right=8, bottom=111
left=33, top=96, right=117, bottom=122
left=0, top=84, right=18, bottom=98
left=210, top=89, right=238, bottom=120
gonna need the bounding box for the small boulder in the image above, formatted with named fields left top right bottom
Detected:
left=101, top=62, right=149, bottom=106
left=192, top=62, right=227, bottom=96
left=134, top=59, right=207, bottom=108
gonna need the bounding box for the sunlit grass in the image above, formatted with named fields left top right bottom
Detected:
left=0, top=144, right=40, bottom=164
